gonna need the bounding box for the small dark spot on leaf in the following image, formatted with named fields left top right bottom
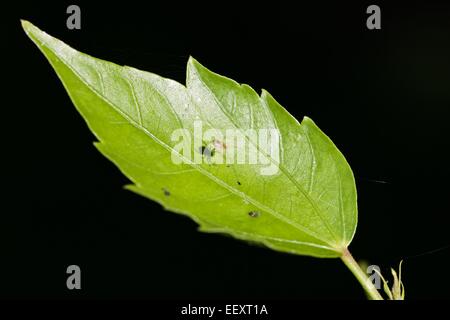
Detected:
left=237, top=181, right=241, bottom=185
left=198, top=145, right=215, bottom=158
left=162, top=188, right=170, bottom=197
left=248, top=211, right=260, bottom=218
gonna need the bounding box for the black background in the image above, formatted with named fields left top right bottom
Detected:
left=1, top=0, right=450, bottom=301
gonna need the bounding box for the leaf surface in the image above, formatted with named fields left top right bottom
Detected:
left=22, top=20, right=357, bottom=258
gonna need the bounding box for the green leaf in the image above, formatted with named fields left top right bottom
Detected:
left=22, top=20, right=357, bottom=258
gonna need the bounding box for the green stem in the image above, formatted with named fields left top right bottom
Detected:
left=341, top=248, right=383, bottom=300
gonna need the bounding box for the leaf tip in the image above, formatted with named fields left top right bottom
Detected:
left=20, top=20, right=43, bottom=43
left=187, top=55, right=197, bottom=64
left=260, top=89, right=278, bottom=106
left=20, top=19, right=30, bottom=26
left=187, top=55, right=200, bottom=69
left=123, top=184, right=135, bottom=191
left=20, top=19, right=32, bottom=33
left=187, top=56, right=208, bottom=77
left=301, top=115, right=314, bottom=124
left=260, top=88, right=270, bottom=98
